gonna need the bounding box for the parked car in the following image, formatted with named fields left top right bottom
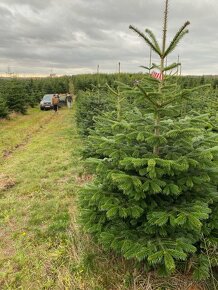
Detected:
left=58, top=94, right=67, bottom=107
left=40, top=94, right=54, bottom=110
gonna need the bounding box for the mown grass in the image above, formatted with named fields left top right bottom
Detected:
left=0, top=108, right=54, bottom=160
left=0, top=108, right=79, bottom=288
left=0, top=108, right=213, bottom=289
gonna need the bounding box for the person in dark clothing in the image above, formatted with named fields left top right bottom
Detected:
left=66, top=93, right=73, bottom=108
left=52, top=94, right=59, bottom=113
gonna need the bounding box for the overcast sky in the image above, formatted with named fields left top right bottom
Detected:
left=0, top=0, right=217, bottom=75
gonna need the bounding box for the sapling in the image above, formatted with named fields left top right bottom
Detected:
left=79, top=0, right=218, bottom=279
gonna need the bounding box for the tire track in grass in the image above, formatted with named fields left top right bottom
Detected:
left=1, top=112, right=54, bottom=160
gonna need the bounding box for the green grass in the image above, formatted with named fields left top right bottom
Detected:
left=0, top=108, right=56, bottom=160
left=0, top=108, right=80, bottom=288
left=0, top=107, right=212, bottom=289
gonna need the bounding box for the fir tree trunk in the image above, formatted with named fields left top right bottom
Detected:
left=153, top=111, right=160, bottom=155
left=153, top=0, right=169, bottom=156
left=162, top=0, right=168, bottom=57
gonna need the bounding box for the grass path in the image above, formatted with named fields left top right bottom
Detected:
left=0, top=108, right=55, bottom=160
left=0, top=108, right=85, bottom=289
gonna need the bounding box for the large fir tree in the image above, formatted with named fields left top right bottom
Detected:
left=79, top=0, right=218, bottom=279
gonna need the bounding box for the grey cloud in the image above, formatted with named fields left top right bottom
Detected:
left=1, top=0, right=53, bottom=10
left=0, top=5, right=13, bottom=17
left=0, top=0, right=217, bottom=75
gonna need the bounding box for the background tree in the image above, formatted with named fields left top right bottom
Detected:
left=3, top=80, right=28, bottom=114
left=0, top=93, right=8, bottom=118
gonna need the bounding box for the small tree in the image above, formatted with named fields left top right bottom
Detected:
left=80, top=0, right=218, bottom=279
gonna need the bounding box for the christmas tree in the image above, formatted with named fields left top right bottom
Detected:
left=4, top=80, right=28, bottom=114
left=79, top=0, right=218, bottom=279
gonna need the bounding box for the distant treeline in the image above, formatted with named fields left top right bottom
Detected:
left=70, top=73, right=145, bottom=93
left=180, top=75, right=218, bottom=89
left=70, top=73, right=218, bottom=94
left=0, top=77, right=69, bottom=118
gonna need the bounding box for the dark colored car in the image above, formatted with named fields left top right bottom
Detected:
left=59, top=94, right=67, bottom=106
left=40, top=94, right=54, bottom=110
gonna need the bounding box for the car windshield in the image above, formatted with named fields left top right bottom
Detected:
left=42, top=95, right=52, bottom=102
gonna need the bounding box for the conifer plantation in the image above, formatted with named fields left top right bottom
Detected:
left=0, top=77, right=69, bottom=118
left=79, top=0, right=218, bottom=281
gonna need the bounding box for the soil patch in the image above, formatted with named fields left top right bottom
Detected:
left=0, top=174, right=16, bottom=191
left=75, top=174, right=93, bottom=185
